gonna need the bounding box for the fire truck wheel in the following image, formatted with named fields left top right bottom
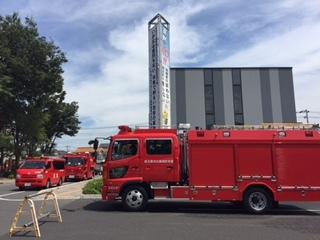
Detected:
left=58, top=178, right=62, bottom=186
left=19, top=186, right=24, bottom=191
left=46, top=180, right=51, bottom=189
left=122, top=185, right=148, bottom=211
left=244, top=187, right=272, bottom=214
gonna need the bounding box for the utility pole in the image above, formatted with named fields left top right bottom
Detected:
left=299, top=109, right=310, bottom=123
left=65, top=145, right=70, bottom=152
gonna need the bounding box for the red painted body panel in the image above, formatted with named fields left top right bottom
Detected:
left=102, top=127, right=320, bottom=203
left=189, top=144, right=235, bottom=186
left=238, top=144, right=273, bottom=177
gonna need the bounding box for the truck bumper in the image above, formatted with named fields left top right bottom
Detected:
left=102, top=185, right=120, bottom=201
left=16, top=179, right=46, bottom=188
left=65, top=174, right=85, bottom=181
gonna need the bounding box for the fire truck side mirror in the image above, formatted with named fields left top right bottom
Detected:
left=88, top=139, right=99, bottom=151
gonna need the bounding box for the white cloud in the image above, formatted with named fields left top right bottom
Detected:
left=5, top=0, right=320, bottom=149
left=58, top=0, right=214, bottom=149
left=210, top=1, right=320, bottom=121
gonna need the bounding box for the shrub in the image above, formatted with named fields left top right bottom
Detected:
left=82, top=178, right=103, bottom=194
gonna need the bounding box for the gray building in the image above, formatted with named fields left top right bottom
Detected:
left=170, top=67, right=297, bottom=129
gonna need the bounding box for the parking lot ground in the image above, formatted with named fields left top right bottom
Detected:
left=0, top=178, right=14, bottom=185
left=2, top=199, right=320, bottom=240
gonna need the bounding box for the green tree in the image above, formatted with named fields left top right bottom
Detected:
left=43, top=92, right=80, bottom=154
left=0, top=13, right=80, bottom=166
left=0, top=133, right=13, bottom=171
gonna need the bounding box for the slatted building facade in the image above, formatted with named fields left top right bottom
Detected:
left=170, top=67, right=296, bottom=129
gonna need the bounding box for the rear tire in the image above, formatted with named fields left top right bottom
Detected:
left=244, top=187, right=272, bottom=214
left=18, top=186, right=24, bottom=191
left=46, top=180, right=51, bottom=189
left=58, top=178, right=62, bottom=186
left=122, top=185, right=148, bottom=211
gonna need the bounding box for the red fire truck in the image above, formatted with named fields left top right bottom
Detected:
left=91, top=124, right=320, bottom=213
left=16, top=156, right=65, bottom=190
left=64, top=153, right=96, bottom=181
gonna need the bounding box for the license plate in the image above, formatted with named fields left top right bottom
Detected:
left=69, top=175, right=75, bottom=178
left=24, top=183, right=31, bottom=187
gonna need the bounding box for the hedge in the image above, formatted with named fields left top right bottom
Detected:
left=82, top=178, right=103, bottom=194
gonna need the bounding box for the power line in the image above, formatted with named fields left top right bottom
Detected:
left=79, top=122, right=149, bottom=130
left=80, top=126, right=118, bottom=130
left=297, top=111, right=320, bottom=114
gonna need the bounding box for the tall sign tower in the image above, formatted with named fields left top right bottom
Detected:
left=148, top=14, right=171, bottom=128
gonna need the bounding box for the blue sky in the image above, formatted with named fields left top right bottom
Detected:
left=1, top=0, right=320, bottom=150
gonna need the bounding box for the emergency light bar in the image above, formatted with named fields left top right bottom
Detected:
left=178, top=123, right=191, bottom=130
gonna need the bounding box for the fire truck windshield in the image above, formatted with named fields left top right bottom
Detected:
left=112, top=140, right=138, bottom=160
left=66, top=158, right=85, bottom=166
left=20, top=161, right=45, bottom=169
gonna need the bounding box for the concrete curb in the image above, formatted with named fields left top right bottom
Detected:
left=80, top=194, right=101, bottom=199
left=0, top=178, right=15, bottom=184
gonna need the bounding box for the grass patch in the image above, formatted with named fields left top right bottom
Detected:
left=82, top=178, right=103, bottom=194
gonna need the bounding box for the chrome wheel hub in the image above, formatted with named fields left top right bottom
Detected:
left=126, top=190, right=143, bottom=208
left=249, top=192, right=267, bottom=211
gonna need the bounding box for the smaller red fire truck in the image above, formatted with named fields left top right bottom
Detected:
left=16, top=156, right=65, bottom=190
left=64, top=153, right=95, bottom=181
left=90, top=124, right=320, bottom=214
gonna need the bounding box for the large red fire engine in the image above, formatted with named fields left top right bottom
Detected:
left=91, top=124, right=320, bottom=213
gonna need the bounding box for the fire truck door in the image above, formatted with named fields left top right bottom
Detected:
left=143, top=139, right=175, bottom=181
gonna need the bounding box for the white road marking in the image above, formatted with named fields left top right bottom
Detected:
left=178, top=208, right=320, bottom=213
left=0, top=179, right=97, bottom=201
left=0, top=191, right=25, bottom=198
left=37, top=180, right=91, bottom=194
left=0, top=197, right=25, bottom=202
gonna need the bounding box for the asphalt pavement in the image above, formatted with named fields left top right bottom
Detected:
left=1, top=181, right=320, bottom=240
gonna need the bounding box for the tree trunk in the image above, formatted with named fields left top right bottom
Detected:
left=0, top=148, right=4, bottom=167
left=47, top=135, right=57, bottom=154
left=14, top=147, right=21, bottom=170
left=14, top=129, right=21, bottom=170
left=0, top=148, right=4, bottom=176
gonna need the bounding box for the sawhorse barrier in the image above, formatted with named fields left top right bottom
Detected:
left=9, top=191, right=62, bottom=238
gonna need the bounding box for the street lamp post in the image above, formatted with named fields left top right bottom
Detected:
left=299, top=109, right=310, bottom=124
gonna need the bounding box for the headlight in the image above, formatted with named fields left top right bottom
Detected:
left=16, top=174, right=21, bottom=179
left=109, top=167, right=128, bottom=179
left=36, top=174, right=44, bottom=179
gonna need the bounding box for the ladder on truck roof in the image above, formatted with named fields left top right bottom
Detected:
left=133, top=123, right=319, bottom=131
left=210, top=123, right=319, bottom=130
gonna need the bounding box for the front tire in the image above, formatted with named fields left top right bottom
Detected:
left=46, top=180, right=51, bottom=189
left=58, top=178, right=62, bottom=186
left=122, top=185, right=148, bottom=211
left=244, top=187, right=272, bottom=214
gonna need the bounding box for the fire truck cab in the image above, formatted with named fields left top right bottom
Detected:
left=98, top=125, right=320, bottom=213
left=64, top=153, right=95, bottom=181
left=16, top=156, right=65, bottom=190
